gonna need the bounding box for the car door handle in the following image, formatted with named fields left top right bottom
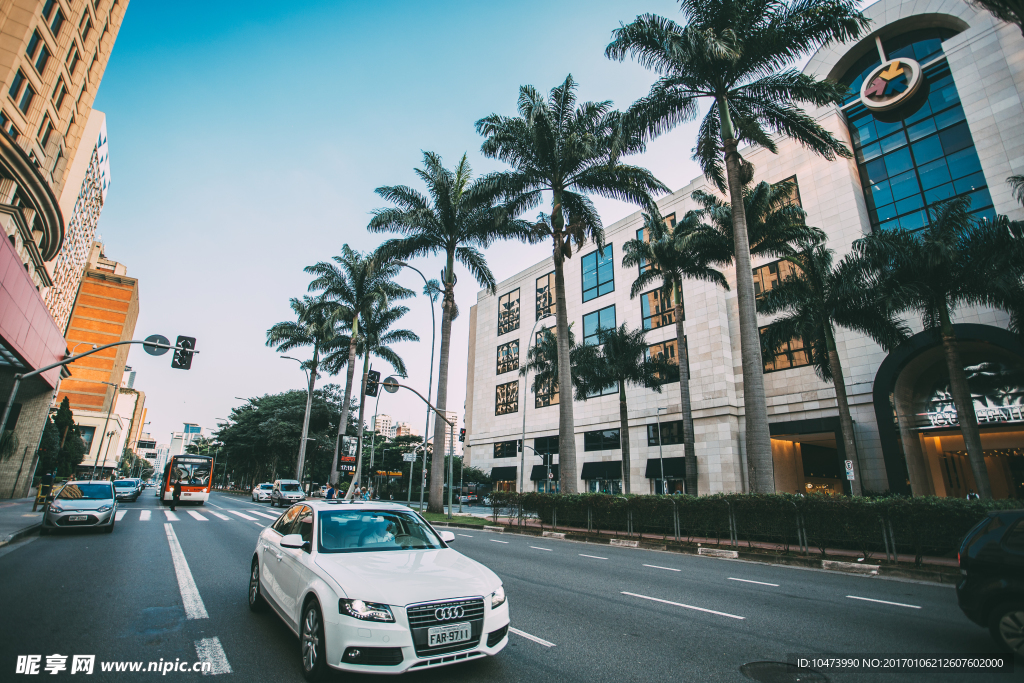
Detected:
left=275, top=552, right=283, bottom=561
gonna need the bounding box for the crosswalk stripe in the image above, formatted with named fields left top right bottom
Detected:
left=115, top=510, right=127, bottom=521
left=229, top=511, right=257, bottom=521
left=164, top=511, right=180, bottom=521
left=246, top=510, right=279, bottom=520
left=210, top=512, right=231, bottom=521
left=140, top=510, right=151, bottom=521
left=188, top=511, right=208, bottom=521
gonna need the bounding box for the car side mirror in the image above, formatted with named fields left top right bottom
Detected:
left=439, top=531, right=455, bottom=543
left=280, top=534, right=309, bottom=551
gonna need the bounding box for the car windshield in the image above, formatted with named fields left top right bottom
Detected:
left=58, top=484, right=112, bottom=500
left=318, top=510, right=444, bottom=553
left=260, top=484, right=273, bottom=490
left=114, top=481, right=135, bottom=488
left=171, top=460, right=211, bottom=486
left=281, top=484, right=301, bottom=492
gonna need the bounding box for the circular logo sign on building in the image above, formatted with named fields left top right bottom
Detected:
left=859, top=57, right=923, bottom=111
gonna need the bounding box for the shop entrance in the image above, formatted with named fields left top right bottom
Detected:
left=770, top=417, right=852, bottom=495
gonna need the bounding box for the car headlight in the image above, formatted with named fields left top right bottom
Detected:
left=490, top=586, right=506, bottom=609
left=339, top=599, right=395, bottom=623
left=49, top=502, right=64, bottom=513
left=97, top=505, right=112, bottom=512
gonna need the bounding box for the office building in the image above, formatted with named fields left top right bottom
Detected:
left=374, top=414, right=395, bottom=440
left=395, top=422, right=417, bottom=438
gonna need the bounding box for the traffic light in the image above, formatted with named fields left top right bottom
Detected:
left=365, top=370, right=380, bottom=397
left=171, top=336, right=195, bottom=370
left=459, top=428, right=466, bottom=442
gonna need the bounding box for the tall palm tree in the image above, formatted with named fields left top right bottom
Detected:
left=571, top=324, right=677, bottom=494
left=1009, top=175, right=1024, bottom=204
left=476, top=75, right=668, bottom=492
left=622, top=211, right=728, bottom=494
left=337, top=299, right=419, bottom=499
left=757, top=243, right=910, bottom=495
left=369, top=151, right=535, bottom=513
left=606, top=0, right=869, bottom=492
left=265, top=295, right=337, bottom=483
left=853, top=196, right=1024, bottom=499
left=968, top=0, right=1024, bottom=36
left=684, top=180, right=824, bottom=487
left=306, top=245, right=411, bottom=485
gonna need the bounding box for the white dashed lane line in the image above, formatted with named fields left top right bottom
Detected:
left=164, top=511, right=180, bottom=521
left=530, top=546, right=552, bottom=552
left=729, top=577, right=779, bottom=587
left=194, top=637, right=232, bottom=675
left=210, top=512, right=231, bottom=521
left=847, top=595, right=921, bottom=609
left=457, top=534, right=474, bottom=537
left=579, top=554, right=608, bottom=560
left=509, top=627, right=556, bottom=647
left=643, top=564, right=681, bottom=572
left=490, top=539, right=509, bottom=544
left=622, top=591, right=745, bottom=620
left=164, top=523, right=208, bottom=620
left=139, top=510, right=151, bottom=521
left=246, top=510, right=279, bottom=520
left=115, top=510, right=127, bottom=521
left=229, top=511, right=258, bottom=521
left=188, top=511, right=209, bottom=521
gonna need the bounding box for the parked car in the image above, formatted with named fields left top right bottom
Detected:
left=459, top=495, right=470, bottom=504
left=956, top=509, right=1024, bottom=655
left=41, top=481, right=117, bottom=535
left=252, top=483, right=274, bottom=502
left=270, top=479, right=305, bottom=507
left=113, top=479, right=141, bottom=502
left=248, top=500, right=508, bottom=679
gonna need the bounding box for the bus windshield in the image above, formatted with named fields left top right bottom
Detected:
left=170, top=458, right=211, bottom=486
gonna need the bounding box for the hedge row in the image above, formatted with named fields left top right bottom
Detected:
left=488, top=492, right=1023, bottom=563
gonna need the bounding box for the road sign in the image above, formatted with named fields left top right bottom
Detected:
left=402, top=453, right=417, bottom=462
left=383, top=376, right=400, bottom=394
left=845, top=460, right=854, bottom=471
left=548, top=472, right=554, bottom=479
left=143, top=334, right=170, bottom=356
left=846, top=471, right=855, bottom=480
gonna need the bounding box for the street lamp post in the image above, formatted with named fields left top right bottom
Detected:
left=520, top=316, right=548, bottom=494
left=656, top=407, right=667, bottom=495
left=90, top=381, right=120, bottom=480
left=282, top=356, right=316, bottom=484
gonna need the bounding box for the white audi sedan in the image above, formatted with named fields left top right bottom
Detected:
left=248, top=500, right=509, bottom=680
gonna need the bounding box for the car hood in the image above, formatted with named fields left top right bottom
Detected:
left=54, top=499, right=113, bottom=510
left=314, top=548, right=500, bottom=607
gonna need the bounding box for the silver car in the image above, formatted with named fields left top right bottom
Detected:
left=270, top=479, right=305, bottom=507
left=41, top=481, right=117, bottom=535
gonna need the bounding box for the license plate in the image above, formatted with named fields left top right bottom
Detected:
left=69, top=515, right=87, bottom=522
left=427, top=622, right=471, bottom=647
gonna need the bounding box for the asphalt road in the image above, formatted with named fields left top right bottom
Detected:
left=0, top=491, right=1014, bottom=682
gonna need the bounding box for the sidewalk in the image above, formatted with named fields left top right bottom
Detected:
left=0, top=496, right=43, bottom=546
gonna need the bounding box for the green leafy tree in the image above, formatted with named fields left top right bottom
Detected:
left=1008, top=175, right=1024, bottom=204
left=852, top=196, right=1024, bottom=498
left=623, top=211, right=728, bottom=493
left=968, top=0, right=1024, bottom=35
left=477, top=75, right=668, bottom=492
left=606, top=0, right=869, bottom=492
left=36, top=397, right=86, bottom=476
left=368, top=151, right=534, bottom=512
left=306, top=245, right=411, bottom=485
left=757, top=242, right=910, bottom=495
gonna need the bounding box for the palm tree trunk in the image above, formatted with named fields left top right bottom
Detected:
left=618, top=382, right=631, bottom=494
left=345, top=353, right=371, bottom=500
left=428, top=255, right=456, bottom=513
left=824, top=325, right=862, bottom=496
left=296, top=348, right=318, bottom=485
left=551, top=192, right=578, bottom=494
left=672, top=283, right=698, bottom=495
left=329, top=321, right=359, bottom=485
left=720, top=114, right=773, bottom=493
left=938, top=306, right=992, bottom=498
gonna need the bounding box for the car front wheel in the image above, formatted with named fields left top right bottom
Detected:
left=248, top=558, right=267, bottom=613
left=300, top=600, right=328, bottom=682
left=990, top=602, right=1024, bottom=655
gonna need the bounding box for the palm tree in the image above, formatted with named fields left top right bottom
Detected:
left=622, top=211, right=728, bottom=494
left=571, top=324, right=677, bottom=494
left=306, top=245, right=411, bottom=485
left=369, top=151, right=535, bottom=513
left=852, top=196, right=1024, bottom=498
left=606, top=0, right=869, bottom=492
left=336, top=299, right=419, bottom=499
left=757, top=243, right=910, bottom=495
left=265, top=295, right=338, bottom=483
left=1009, top=175, right=1024, bottom=204
left=476, top=75, right=668, bottom=492
left=968, top=0, right=1024, bottom=36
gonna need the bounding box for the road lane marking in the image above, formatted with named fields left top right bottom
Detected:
left=847, top=595, right=921, bottom=609
left=229, top=511, right=258, bottom=521
left=622, top=591, right=744, bottom=620
left=490, top=539, right=509, bottom=544
left=246, top=510, right=279, bottom=520
left=457, top=534, right=474, bottom=537
left=207, top=502, right=227, bottom=510
left=644, top=564, right=681, bottom=572
left=115, top=510, right=127, bottom=521
left=530, top=546, right=552, bottom=552
left=580, top=554, right=608, bottom=560
left=509, top=627, right=555, bottom=647
left=194, top=637, right=232, bottom=675
left=164, top=523, right=208, bottom=619
left=139, top=510, right=151, bottom=521
left=188, top=511, right=209, bottom=521
left=729, top=577, right=779, bottom=587
left=210, top=512, right=231, bottom=521
left=164, top=511, right=180, bottom=521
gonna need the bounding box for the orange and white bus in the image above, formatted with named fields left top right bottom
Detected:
left=160, top=455, right=213, bottom=505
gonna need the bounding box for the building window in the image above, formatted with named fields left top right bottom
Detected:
left=775, top=175, right=802, bottom=208
left=51, top=145, right=62, bottom=172
left=582, top=305, right=615, bottom=346
left=80, top=13, right=93, bottom=42
left=34, top=44, right=51, bottom=76
left=38, top=117, right=53, bottom=148
left=645, top=338, right=684, bottom=382
left=497, top=288, right=520, bottom=336
left=10, top=70, right=36, bottom=115
left=584, top=429, right=620, bottom=452
left=641, top=289, right=676, bottom=330
left=494, top=441, right=518, bottom=458
left=581, top=245, right=614, bottom=302
left=752, top=258, right=802, bottom=297
left=9, top=70, right=26, bottom=101
left=845, top=58, right=994, bottom=230
left=0, top=111, right=18, bottom=141
left=27, top=31, right=43, bottom=61
left=761, top=327, right=811, bottom=372
left=496, top=340, right=519, bottom=375
left=52, top=79, right=67, bottom=111
left=495, top=380, right=518, bottom=415
left=534, top=329, right=559, bottom=407
left=635, top=213, right=675, bottom=274
left=536, top=271, right=555, bottom=319
left=67, top=48, right=80, bottom=76
left=648, top=420, right=684, bottom=446
left=534, top=435, right=558, bottom=456
left=44, top=1, right=65, bottom=36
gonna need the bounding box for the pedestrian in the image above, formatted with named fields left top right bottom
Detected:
left=326, top=483, right=335, bottom=500
left=171, top=478, right=182, bottom=511
left=966, top=489, right=980, bottom=501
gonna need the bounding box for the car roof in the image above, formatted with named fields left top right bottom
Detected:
left=306, top=500, right=416, bottom=513
left=62, top=480, right=113, bottom=486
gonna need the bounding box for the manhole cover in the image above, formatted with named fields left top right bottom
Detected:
left=740, top=661, right=830, bottom=683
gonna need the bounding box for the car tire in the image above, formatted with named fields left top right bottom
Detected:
left=300, top=599, right=328, bottom=682
left=248, top=558, right=267, bottom=613
left=104, top=520, right=115, bottom=534
left=989, top=602, right=1024, bottom=655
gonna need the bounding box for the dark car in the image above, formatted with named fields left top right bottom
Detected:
left=956, top=509, right=1024, bottom=655
left=113, top=479, right=140, bottom=502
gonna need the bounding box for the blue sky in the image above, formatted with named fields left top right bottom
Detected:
left=94, top=0, right=718, bottom=446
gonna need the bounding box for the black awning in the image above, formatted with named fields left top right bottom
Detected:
left=490, top=466, right=517, bottom=482
left=644, top=456, right=688, bottom=478
left=529, top=464, right=559, bottom=481
left=580, top=460, right=623, bottom=480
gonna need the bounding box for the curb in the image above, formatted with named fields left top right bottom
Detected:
left=0, top=522, right=42, bottom=548
left=822, top=560, right=878, bottom=575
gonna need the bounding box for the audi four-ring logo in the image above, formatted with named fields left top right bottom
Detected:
left=434, top=606, right=464, bottom=621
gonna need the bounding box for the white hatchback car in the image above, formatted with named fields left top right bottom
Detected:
left=248, top=500, right=509, bottom=680
left=252, top=483, right=273, bottom=502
